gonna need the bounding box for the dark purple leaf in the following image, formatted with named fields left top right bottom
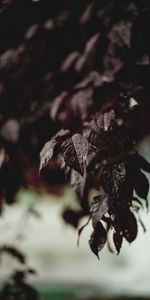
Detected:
left=89, top=221, right=107, bottom=259
left=103, top=110, right=115, bottom=131
left=90, top=193, right=110, bottom=227
left=70, top=169, right=87, bottom=200
left=101, top=162, right=126, bottom=196
left=123, top=212, right=138, bottom=243
left=134, top=153, right=150, bottom=173
left=83, top=128, right=102, bottom=149
left=62, top=208, right=85, bottom=228
left=83, top=110, right=115, bottom=148
left=39, top=129, right=70, bottom=171
left=61, top=133, right=88, bottom=175
left=85, top=110, right=115, bottom=133
left=133, top=169, right=149, bottom=199
left=70, top=169, right=90, bottom=211
left=113, top=232, right=123, bottom=254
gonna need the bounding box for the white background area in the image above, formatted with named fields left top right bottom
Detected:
left=0, top=188, right=150, bottom=297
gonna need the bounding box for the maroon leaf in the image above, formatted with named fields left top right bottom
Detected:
left=103, top=110, right=115, bottom=131
left=62, top=208, right=84, bottom=228
left=70, top=169, right=87, bottom=200
left=123, top=212, right=138, bottom=243
left=83, top=110, right=115, bottom=148
left=90, top=193, right=110, bottom=227
left=86, top=110, right=115, bottom=133
left=113, top=232, right=123, bottom=254
left=61, top=133, right=88, bottom=175
left=70, top=169, right=90, bottom=211
left=133, top=169, right=149, bottom=199
left=39, top=129, right=70, bottom=171
left=89, top=221, right=107, bottom=259
left=83, top=127, right=102, bottom=149
left=101, top=162, right=126, bottom=196
left=134, top=153, right=150, bottom=173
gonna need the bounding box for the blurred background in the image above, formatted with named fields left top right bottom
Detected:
left=0, top=0, right=150, bottom=299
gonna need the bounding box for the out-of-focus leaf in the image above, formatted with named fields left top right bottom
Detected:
left=1, top=270, right=39, bottom=300
left=0, top=148, right=5, bottom=169
left=62, top=208, right=84, bottom=228
left=0, top=246, right=25, bottom=264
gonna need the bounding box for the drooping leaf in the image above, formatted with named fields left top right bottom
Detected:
left=40, top=140, right=58, bottom=171
left=101, top=162, right=126, bottom=196
left=134, top=153, right=150, bottom=173
left=113, top=231, right=123, bottom=254
left=90, top=193, right=110, bottom=227
left=70, top=169, right=87, bottom=200
left=89, top=221, right=107, bottom=259
left=61, top=133, right=88, bottom=175
left=39, top=129, right=70, bottom=171
left=123, top=212, right=138, bottom=243
left=132, top=169, right=149, bottom=199
left=70, top=169, right=89, bottom=211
